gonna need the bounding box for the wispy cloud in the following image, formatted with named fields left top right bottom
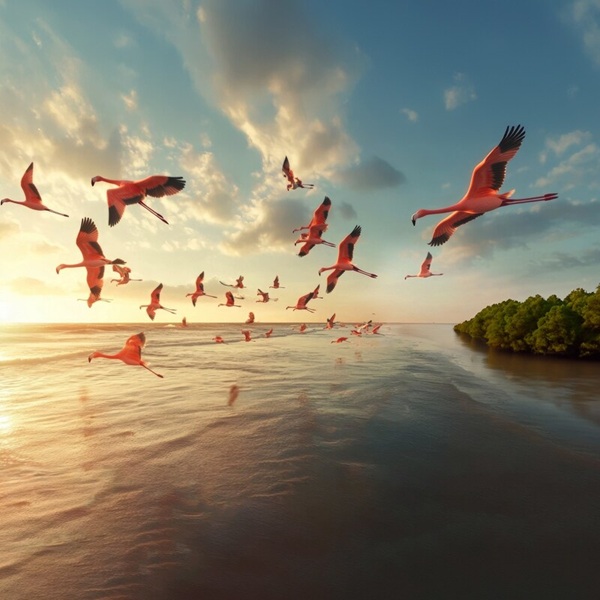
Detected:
left=568, top=0, right=600, bottom=66
left=332, top=156, right=406, bottom=191
left=444, top=72, right=477, bottom=110
left=401, top=107, right=418, bottom=122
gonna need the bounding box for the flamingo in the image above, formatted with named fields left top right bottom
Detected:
left=269, top=275, right=284, bottom=289
left=256, top=289, right=277, bottom=303
left=264, top=328, right=274, bottom=338
left=298, top=323, right=307, bottom=333
left=180, top=317, right=188, bottom=328
left=88, top=332, right=163, bottom=378
left=282, top=156, right=315, bottom=191
left=220, top=275, right=245, bottom=289
left=91, top=173, right=185, bottom=227
left=241, top=329, right=252, bottom=342
left=213, top=335, right=226, bottom=343
left=187, top=271, right=217, bottom=306
left=318, top=225, right=378, bottom=293
left=325, top=313, right=336, bottom=329
left=111, top=264, right=142, bottom=285
left=411, top=125, right=558, bottom=246
left=371, top=324, right=382, bottom=334
left=1, top=162, right=69, bottom=217
left=139, top=283, right=176, bottom=321
left=286, top=290, right=316, bottom=313
left=405, top=252, right=443, bottom=279
left=293, top=196, right=331, bottom=233
left=56, top=217, right=126, bottom=306
left=331, top=337, right=349, bottom=344
left=311, top=284, right=323, bottom=300
left=245, top=312, right=255, bottom=324
left=219, top=291, right=241, bottom=307
left=295, top=225, right=335, bottom=257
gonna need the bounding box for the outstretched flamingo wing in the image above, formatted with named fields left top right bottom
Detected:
left=465, top=124, right=525, bottom=198
left=121, top=332, right=145, bottom=362
left=76, top=217, right=105, bottom=260
left=106, top=185, right=143, bottom=227
left=429, top=212, right=483, bottom=247
left=326, top=269, right=345, bottom=293
left=282, top=156, right=293, bottom=181
left=151, top=283, right=163, bottom=304
left=138, top=175, right=186, bottom=198
left=337, top=225, right=361, bottom=263
left=20, top=163, right=43, bottom=205
left=420, top=252, right=433, bottom=276
left=310, top=196, right=331, bottom=227
left=86, top=265, right=104, bottom=302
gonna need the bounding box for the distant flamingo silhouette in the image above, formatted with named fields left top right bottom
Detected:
left=56, top=217, right=125, bottom=307
left=318, top=225, right=378, bottom=293
left=219, top=291, right=241, bottom=307
left=286, top=290, right=316, bottom=313
left=140, top=283, right=176, bottom=320
left=411, top=125, right=558, bottom=246
left=88, top=332, right=163, bottom=378
left=1, top=162, right=68, bottom=217
left=269, top=275, right=284, bottom=289
left=186, top=271, right=217, bottom=306
left=325, top=313, right=336, bottom=329
left=282, top=156, right=315, bottom=191
left=91, top=173, right=185, bottom=227
left=405, top=252, right=443, bottom=280
left=111, top=264, right=142, bottom=285
left=241, top=330, right=252, bottom=342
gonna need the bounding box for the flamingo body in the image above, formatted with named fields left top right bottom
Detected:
left=293, top=196, right=331, bottom=233
left=187, top=271, right=217, bottom=305
left=219, top=291, right=241, bottom=307
left=140, top=283, right=176, bottom=320
left=286, top=291, right=316, bottom=312
left=295, top=225, right=335, bottom=257
left=282, top=156, right=314, bottom=191
left=410, top=125, right=558, bottom=246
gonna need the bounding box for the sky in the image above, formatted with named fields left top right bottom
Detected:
left=1, top=0, right=600, bottom=325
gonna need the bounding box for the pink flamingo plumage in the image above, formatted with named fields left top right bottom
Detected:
left=269, top=275, right=284, bottom=289
left=111, top=264, right=142, bottom=286
left=186, top=271, right=217, bottom=306
left=318, top=225, right=378, bottom=293
left=293, top=196, right=331, bottom=233
left=282, top=156, right=315, bottom=191
left=286, top=290, right=316, bottom=313
left=219, top=291, right=241, bottom=307
left=295, top=225, right=335, bottom=257
left=56, top=217, right=125, bottom=307
left=91, top=174, right=185, bottom=227
left=88, top=332, right=163, bottom=378
left=140, top=283, right=176, bottom=321
left=405, top=252, right=443, bottom=280
left=1, top=162, right=68, bottom=217
left=411, top=125, right=558, bottom=246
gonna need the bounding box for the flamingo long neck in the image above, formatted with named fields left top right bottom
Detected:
left=91, top=351, right=119, bottom=360
left=95, top=176, right=123, bottom=186
left=58, top=262, right=85, bottom=270
left=422, top=203, right=464, bottom=216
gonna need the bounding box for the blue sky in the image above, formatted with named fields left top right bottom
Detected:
left=0, top=0, right=599, bottom=324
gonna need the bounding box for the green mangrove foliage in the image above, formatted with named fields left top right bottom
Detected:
left=453, top=285, right=600, bottom=358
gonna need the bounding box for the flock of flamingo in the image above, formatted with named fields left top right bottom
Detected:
left=1, top=126, right=558, bottom=377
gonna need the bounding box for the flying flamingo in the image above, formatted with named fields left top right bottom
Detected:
left=371, top=324, right=382, bottom=334
left=310, top=284, right=323, bottom=300
left=220, top=275, right=245, bottom=289
left=293, top=196, right=331, bottom=233
left=88, top=332, right=163, bottom=378
left=241, top=330, right=252, bottom=342
left=186, top=271, right=217, bottom=306
left=180, top=317, right=188, bottom=328
left=264, top=328, right=274, bottom=338
left=245, top=312, right=255, bottom=324
left=213, top=335, right=226, bottom=343
left=331, top=337, right=349, bottom=344
left=140, top=283, right=176, bottom=320
left=1, top=162, right=69, bottom=217
left=318, top=225, right=378, bottom=293
left=228, top=384, right=240, bottom=406
left=405, top=252, right=443, bottom=280
left=325, top=313, right=336, bottom=329
left=219, top=291, right=241, bottom=308
left=269, top=275, right=284, bottom=289
left=411, top=125, right=558, bottom=246
left=56, top=217, right=126, bottom=307
left=295, top=225, right=335, bottom=257
left=286, top=290, right=316, bottom=313
left=111, top=264, right=142, bottom=285
left=91, top=173, right=186, bottom=227
left=298, top=323, right=308, bottom=333
left=282, top=156, right=315, bottom=191
left=257, top=289, right=277, bottom=303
